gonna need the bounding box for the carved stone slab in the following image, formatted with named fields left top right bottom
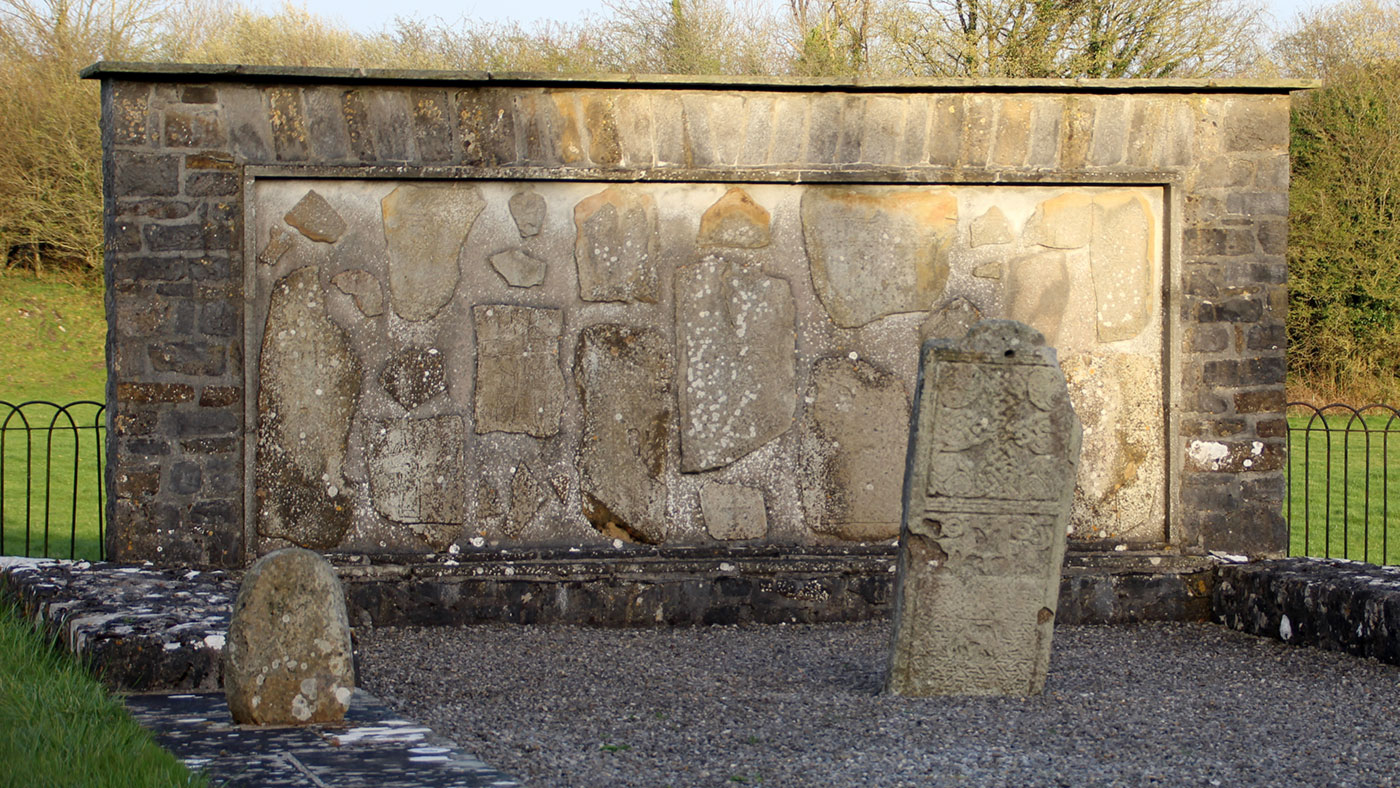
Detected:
left=887, top=320, right=1081, bottom=697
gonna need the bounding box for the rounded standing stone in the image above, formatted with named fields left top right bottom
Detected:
left=224, top=548, right=354, bottom=725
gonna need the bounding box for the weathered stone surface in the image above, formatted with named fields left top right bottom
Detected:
left=700, top=482, right=767, bottom=541
left=489, top=248, right=546, bottom=288
left=576, top=324, right=671, bottom=544
left=506, top=464, right=548, bottom=538
left=382, top=184, right=485, bottom=321
left=258, top=226, right=294, bottom=265
left=284, top=190, right=346, bottom=243
left=801, top=187, right=956, bottom=328
left=887, top=320, right=1081, bottom=698
left=972, top=261, right=1001, bottom=280
left=378, top=347, right=447, bottom=410
left=366, top=416, right=468, bottom=548
left=331, top=269, right=384, bottom=317
left=969, top=206, right=1014, bottom=247
left=1062, top=353, right=1164, bottom=542
left=1004, top=251, right=1070, bottom=346
left=921, top=297, right=982, bottom=342
left=508, top=190, right=546, bottom=237
left=802, top=358, right=909, bottom=541
left=1089, top=191, right=1154, bottom=342
left=473, top=305, right=565, bottom=437
left=573, top=187, right=659, bottom=303
left=1027, top=192, right=1092, bottom=250
left=677, top=255, right=796, bottom=472
left=224, top=548, right=354, bottom=725
left=697, top=187, right=771, bottom=249
left=256, top=267, right=362, bottom=549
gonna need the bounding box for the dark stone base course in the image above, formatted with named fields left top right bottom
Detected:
left=1213, top=557, right=1400, bottom=665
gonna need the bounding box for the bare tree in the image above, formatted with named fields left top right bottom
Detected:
left=1271, top=0, right=1400, bottom=79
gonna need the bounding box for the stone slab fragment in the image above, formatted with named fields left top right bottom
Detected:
left=700, top=482, right=768, bottom=541
left=379, top=347, right=447, bottom=411
left=697, top=187, right=771, bottom=249
left=508, top=190, right=546, bottom=237
left=576, top=324, right=671, bottom=543
left=473, top=305, right=565, bottom=437
left=256, top=266, right=361, bottom=549
left=887, top=320, right=1081, bottom=697
left=331, top=269, right=384, bottom=317
left=573, top=187, right=659, bottom=303
left=382, top=183, right=484, bottom=321
left=677, top=255, right=796, bottom=472
left=489, top=248, right=546, bottom=288
left=366, top=416, right=469, bottom=548
left=801, top=187, right=955, bottom=328
left=284, top=189, right=346, bottom=243
left=224, top=548, right=354, bottom=725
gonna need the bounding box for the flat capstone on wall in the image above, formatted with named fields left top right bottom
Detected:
left=88, top=62, right=1307, bottom=569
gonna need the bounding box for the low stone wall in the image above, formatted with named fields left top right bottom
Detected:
left=1213, top=558, right=1400, bottom=665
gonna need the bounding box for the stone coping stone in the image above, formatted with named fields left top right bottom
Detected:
left=80, top=60, right=1317, bottom=93
left=1214, top=557, right=1400, bottom=666
left=125, top=689, right=519, bottom=787
left=2, top=548, right=1218, bottom=691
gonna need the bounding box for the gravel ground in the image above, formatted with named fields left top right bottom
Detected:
left=357, top=621, right=1400, bottom=788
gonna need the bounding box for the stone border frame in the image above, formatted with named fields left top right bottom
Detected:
left=89, top=62, right=1309, bottom=567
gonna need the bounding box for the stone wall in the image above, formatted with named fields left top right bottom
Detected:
left=90, top=63, right=1304, bottom=568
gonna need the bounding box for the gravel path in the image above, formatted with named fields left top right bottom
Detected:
left=357, top=621, right=1400, bottom=787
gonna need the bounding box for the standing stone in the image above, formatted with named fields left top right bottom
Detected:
left=224, top=548, right=354, bottom=725
left=573, top=187, right=659, bottom=303
left=378, top=346, right=447, bottom=411
left=887, top=320, right=1081, bottom=697
left=575, top=324, right=671, bottom=544
left=284, top=190, right=346, bottom=243
left=801, top=187, right=956, bottom=328
left=382, top=183, right=485, bottom=321
left=473, top=305, right=565, bottom=437
left=257, top=267, right=362, bottom=549
left=677, top=255, right=796, bottom=472
left=365, top=416, right=469, bottom=549
left=508, top=190, right=547, bottom=237
left=802, top=358, right=909, bottom=541
left=700, top=482, right=768, bottom=541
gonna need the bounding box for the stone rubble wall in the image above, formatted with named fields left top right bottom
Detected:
left=94, top=65, right=1295, bottom=567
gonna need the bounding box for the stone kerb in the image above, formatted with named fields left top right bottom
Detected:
left=887, top=321, right=1081, bottom=696
left=90, top=63, right=1301, bottom=569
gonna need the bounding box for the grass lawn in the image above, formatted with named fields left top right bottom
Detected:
left=1, top=272, right=107, bottom=561
left=0, top=598, right=204, bottom=787
left=1286, top=408, right=1400, bottom=565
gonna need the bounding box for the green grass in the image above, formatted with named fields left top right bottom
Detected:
left=1286, top=410, right=1400, bottom=565
left=0, top=599, right=204, bottom=787
left=1, top=271, right=106, bottom=560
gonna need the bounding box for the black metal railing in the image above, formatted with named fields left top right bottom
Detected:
left=1, top=400, right=105, bottom=561
left=1286, top=402, right=1400, bottom=565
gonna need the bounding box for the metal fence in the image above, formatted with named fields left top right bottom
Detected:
left=1286, top=402, right=1400, bottom=565
left=1, top=400, right=105, bottom=561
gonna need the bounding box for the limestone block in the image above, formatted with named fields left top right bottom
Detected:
left=378, top=347, right=447, bottom=411
left=508, top=190, right=546, bottom=237
left=576, top=324, right=672, bottom=544
left=365, top=416, right=469, bottom=548
left=698, top=187, right=771, bottom=249
left=700, top=482, right=767, bottom=541
left=574, top=187, right=659, bottom=303
left=802, top=358, right=909, bottom=541
left=489, top=248, right=547, bottom=288
left=224, top=548, right=354, bottom=725
left=1090, top=192, right=1154, bottom=342
left=506, top=465, right=548, bottom=538
left=256, top=267, right=361, bottom=549
left=677, top=255, right=796, bottom=472
left=331, top=269, right=383, bottom=317
left=969, top=206, right=1014, bottom=247
left=887, top=320, right=1081, bottom=698
left=284, top=190, right=345, bottom=243
left=382, top=183, right=485, bottom=321
left=1004, top=250, right=1070, bottom=347
left=801, top=187, right=956, bottom=328
left=473, top=305, right=565, bottom=437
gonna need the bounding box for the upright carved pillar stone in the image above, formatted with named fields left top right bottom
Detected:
left=887, top=320, right=1081, bottom=697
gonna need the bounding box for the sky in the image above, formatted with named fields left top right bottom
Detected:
left=250, top=0, right=1333, bottom=37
